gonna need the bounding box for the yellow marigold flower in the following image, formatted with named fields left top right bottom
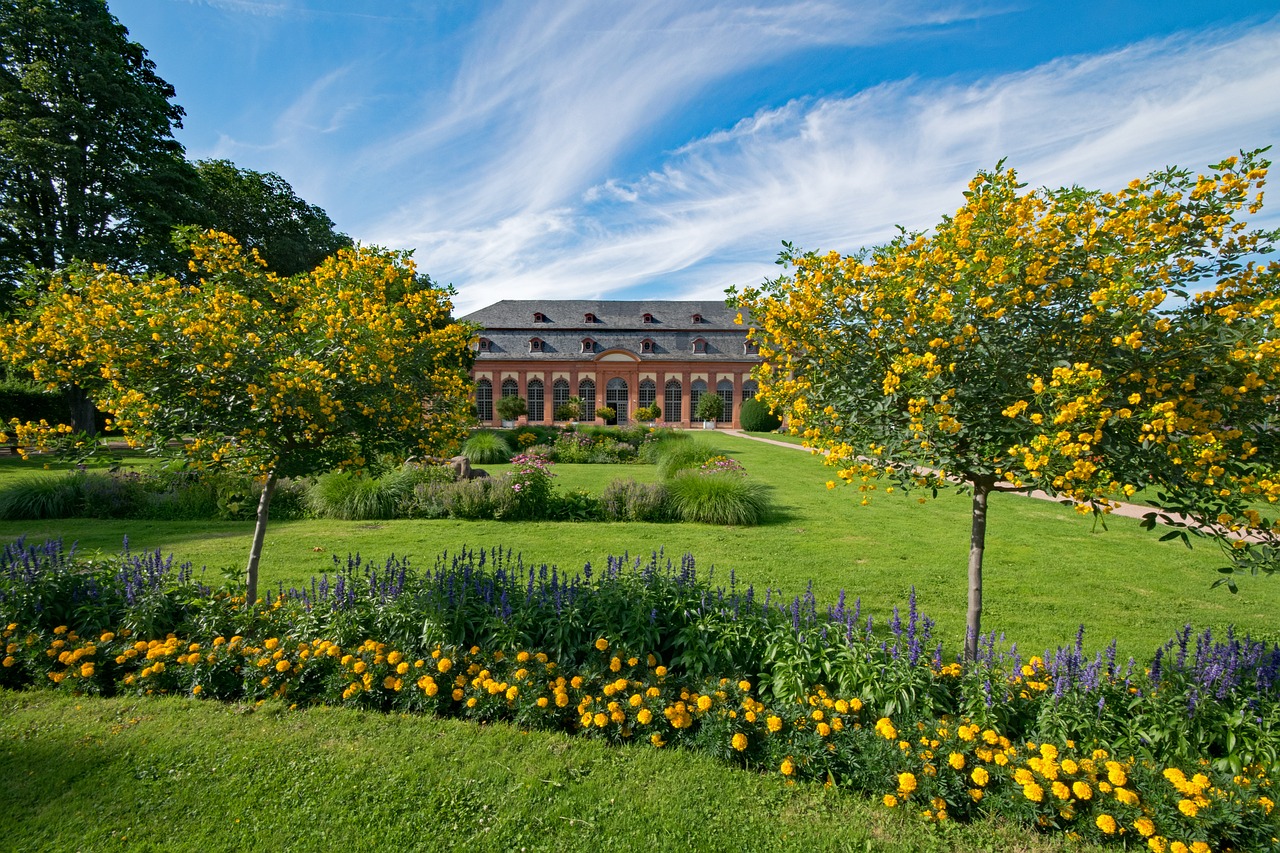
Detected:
left=697, top=695, right=713, bottom=712
left=1169, top=843, right=1188, bottom=853
left=436, top=657, right=452, bottom=673
left=1023, top=783, right=1044, bottom=803
left=738, top=679, right=751, bottom=692
left=970, top=767, right=990, bottom=787
left=883, top=794, right=898, bottom=808
left=192, top=685, right=202, bottom=695
left=766, top=715, right=783, bottom=733
left=79, top=662, right=94, bottom=677
left=1061, top=758, right=1078, bottom=775
left=100, top=632, right=115, bottom=643
left=875, top=717, right=897, bottom=740
left=593, top=712, right=608, bottom=728
left=1096, top=813, right=1117, bottom=834
left=1134, top=817, right=1155, bottom=837
left=897, top=772, right=917, bottom=794
left=1106, top=761, right=1128, bottom=786
left=1178, top=799, right=1198, bottom=817
left=654, top=665, right=667, bottom=677
left=731, top=733, right=748, bottom=751
left=1115, top=787, right=1139, bottom=806
left=451, top=688, right=463, bottom=701
left=595, top=638, right=609, bottom=652
left=816, top=722, right=831, bottom=738
left=275, top=660, right=291, bottom=673
left=781, top=758, right=795, bottom=776
left=1072, top=780, right=1092, bottom=800
left=637, top=708, right=653, bottom=725
left=948, top=752, right=965, bottom=770
left=1188, top=843, right=1209, bottom=853
left=387, top=650, right=403, bottom=665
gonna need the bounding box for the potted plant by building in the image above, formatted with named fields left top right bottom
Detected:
left=595, top=405, right=616, bottom=426
left=633, top=403, right=661, bottom=426
left=695, top=393, right=723, bottom=429
left=496, top=394, right=527, bottom=428
left=554, top=396, right=583, bottom=424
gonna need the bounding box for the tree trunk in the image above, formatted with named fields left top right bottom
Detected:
left=966, top=477, right=993, bottom=662
left=64, top=384, right=97, bottom=437
left=245, top=471, right=278, bottom=606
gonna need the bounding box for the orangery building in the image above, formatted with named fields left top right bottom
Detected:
left=458, top=300, right=762, bottom=428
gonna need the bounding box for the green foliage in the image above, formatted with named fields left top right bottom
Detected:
left=655, top=440, right=720, bottom=479
left=0, top=0, right=197, bottom=294
left=633, top=403, right=661, bottom=422
left=666, top=471, right=772, bottom=525
left=189, top=159, right=351, bottom=277
left=600, top=478, right=673, bottom=521
left=461, top=431, right=512, bottom=464
left=738, top=397, right=782, bottom=432
left=307, top=471, right=397, bottom=521
left=594, top=406, right=616, bottom=423
left=495, top=394, right=528, bottom=422
left=0, top=475, right=81, bottom=519
left=695, top=392, right=725, bottom=423
left=0, top=376, right=64, bottom=424
left=554, top=396, right=583, bottom=421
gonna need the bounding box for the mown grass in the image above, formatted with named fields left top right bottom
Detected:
left=0, top=689, right=1097, bottom=853
left=0, top=433, right=1274, bottom=660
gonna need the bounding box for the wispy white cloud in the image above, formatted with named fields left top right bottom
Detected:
left=375, top=15, right=1279, bottom=314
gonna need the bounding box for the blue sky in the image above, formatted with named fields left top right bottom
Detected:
left=111, top=0, right=1280, bottom=314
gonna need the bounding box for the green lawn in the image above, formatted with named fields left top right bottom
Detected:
left=0, top=689, right=1096, bottom=853
left=1, top=432, right=1273, bottom=659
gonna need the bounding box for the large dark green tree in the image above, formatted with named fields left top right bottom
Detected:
left=190, top=159, right=351, bottom=277
left=0, top=0, right=196, bottom=305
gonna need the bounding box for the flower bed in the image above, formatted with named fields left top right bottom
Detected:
left=2, top=538, right=1277, bottom=850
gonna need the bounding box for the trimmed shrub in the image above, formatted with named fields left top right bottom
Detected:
left=666, top=470, right=772, bottom=525
left=739, top=397, right=782, bottom=432
left=462, top=431, right=513, bottom=464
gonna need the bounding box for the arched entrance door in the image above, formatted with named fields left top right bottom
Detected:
left=605, top=378, right=628, bottom=425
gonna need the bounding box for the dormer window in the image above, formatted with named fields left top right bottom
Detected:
left=743, top=340, right=758, bottom=355
left=529, top=337, right=544, bottom=353
left=581, top=337, right=596, bottom=353
left=692, top=337, right=707, bottom=354
left=533, top=311, right=548, bottom=323
left=584, top=312, right=598, bottom=323
left=478, top=337, right=493, bottom=352
left=642, top=313, right=656, bottom=324
left=691, top=313, right=704, bottom=324
left=641, top=338, right=656, bottom=354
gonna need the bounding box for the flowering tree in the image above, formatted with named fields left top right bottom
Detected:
left=0, top=230, right=476, bottom=602
left=732, top=151, right=1280, bottom=659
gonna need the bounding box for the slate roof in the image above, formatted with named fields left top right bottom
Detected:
left=461, top=300, right=758, bottom=363
left=459, top=299, right=746, bottom=330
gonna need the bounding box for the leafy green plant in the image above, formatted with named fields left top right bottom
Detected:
left=600, top=479, right=672, bottom=521
left=305, top=471, right=407, bottom=520
left=495, top=394, right=527, bottom=422
left=461, top=431, right=512, bottom=464
left=0, top=475, right=82, bottom=519
left=666, top=470, right=772, bottom=525
left=695, top=393, right=724, bottom=423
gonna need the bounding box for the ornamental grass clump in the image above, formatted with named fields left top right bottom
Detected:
left=666, top=470, right=771, bottom=525
left=654, top=440, right=720, bottom=479
left=0, top=475, right=83, bottom=519
left=461, top=430, right=512, bottom=464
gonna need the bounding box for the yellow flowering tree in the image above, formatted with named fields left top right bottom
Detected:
left=0, top=230, right=476, bottom=602
left=732, top=151, right=1280, bottom=659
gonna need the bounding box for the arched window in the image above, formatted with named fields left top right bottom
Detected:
left=741, top=379, right=759, bottom=402
left=527, top=378, right=544, bottom=422
left=641, top=338, right=655, bottom=354
left=501, top=378, right=518, bottom=398
left=529, top=337, right=544, bottom=352
left=690, top=379, right=706, bottom=418
left=478, top=337, right=493, bottom=353
left=552, top=378, right=570, bottom=416
left=664, top=379, right=682, bottom=422
left=639, top=379, right=656, bottom=409
left=475, top=378, right=493, bottom=422
left=578, top=378, right=596, bottom=411
left=716, top=379, right=733, bottom=424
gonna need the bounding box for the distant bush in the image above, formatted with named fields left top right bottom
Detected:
left=462, top=431, right=512, bottom=464
left=666, top=471, right=772, bottom=525
left=739, top=398, right=782, bottom=432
